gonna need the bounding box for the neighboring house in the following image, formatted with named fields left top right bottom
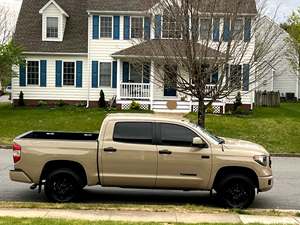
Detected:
left=256, top=16, right=300, bottom=100
left=12, top=0, right=257, bottom=113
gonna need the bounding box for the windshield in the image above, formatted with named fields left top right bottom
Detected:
left=187, top=122, right=225, bottom=144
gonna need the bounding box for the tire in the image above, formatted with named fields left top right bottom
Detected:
left=44, top=168, right=82, bottom=203
left=216, top=174, right=256, bottom=209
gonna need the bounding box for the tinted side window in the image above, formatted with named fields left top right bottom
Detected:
left=160, top=123, right=198, bottom=147
left=113, top=122, right=153, bottom=144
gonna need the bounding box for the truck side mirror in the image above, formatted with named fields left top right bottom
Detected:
left=193, top=137, right=208, bottom=148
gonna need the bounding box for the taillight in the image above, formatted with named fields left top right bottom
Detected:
left=12, top=143, right=21, bottom=163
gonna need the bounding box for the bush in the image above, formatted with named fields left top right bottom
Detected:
left=57, top=100, right=66, bottom=107
left=233, top=92, right=242, bottom=112
left=37, top=100, right=48, bottom=107
left=129, top=101, right=141, bottom=110
left=206, top=105, right=214, bottom=114
left=18, top=91, right=25, bottom=106
left=98, top=90, right=106, bottom=108
left=75, top=101, right=86, bottom=108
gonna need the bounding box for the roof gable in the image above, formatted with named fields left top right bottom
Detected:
left=39, top=0, right=69, bottom=17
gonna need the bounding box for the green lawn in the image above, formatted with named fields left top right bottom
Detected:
left=0, top=103, right=299, bottom=153
left=0, top=104, right=113, bottom=145
left=186, top=103, right=300, bottom=154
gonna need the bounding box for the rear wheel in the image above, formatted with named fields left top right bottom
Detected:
left=216, top=174, right=255, bottom=209
left=44, top=168, right=81, bottom=203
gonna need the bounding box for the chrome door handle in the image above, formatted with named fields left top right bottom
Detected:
left=104, top=147, right=117, bottom=153
left=159, top=150, right=172, bottom=155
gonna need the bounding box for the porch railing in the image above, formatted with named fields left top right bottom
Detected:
left=120, top=83, right=151, bottom=99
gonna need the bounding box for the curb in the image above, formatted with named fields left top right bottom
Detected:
left=0, top=208, right=299, bottom=224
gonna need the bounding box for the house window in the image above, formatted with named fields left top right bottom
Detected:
left=63, top=62, right=75, bottom=86
left=129, top=64, right=143, bottom=83
left=230, top=65, right=242, bottom=89
left=100, top=16, right=112, bottom=38
left=100, top=62, right=111, bottom=87
left=200, top=19, right=211, bottom=40
left=27, top=61, right=39, bottom=85
left=232, top=19, right=243, bottom=40
left=131, top=17, right=143, bottom=39
left=162, top=13, right=182, bottom=38
left=46, top=17, right=58, bottom=38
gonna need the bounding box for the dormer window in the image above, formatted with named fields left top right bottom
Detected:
left=100, top=16, right=113, bottom=38
left=39, top=0, right=69, bottom=42
left=47, top=17, right=59, bottom=38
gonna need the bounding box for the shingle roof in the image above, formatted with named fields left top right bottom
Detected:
left=14, top=0, right=88, bottom=53
left=112, top=39, right=225, bottom=58
left=14, top=0, right=256, bottom=54
left=87, top=0, right=257, bottom=14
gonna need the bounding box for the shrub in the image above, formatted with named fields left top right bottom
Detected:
left=233, top=92, right=242, bottom=112
left=75, top=101, right=86, bottom=108
left=98, top=90, right=106, bottom=108
left=129, top=101, right=141, bottom=110
left=18, top=91, right=25, bottom=106
left=206, top=105, right=214, bottom=114
left=38, top=100, right=48, bottom=107
left=57, top=100, right=66, bottom=107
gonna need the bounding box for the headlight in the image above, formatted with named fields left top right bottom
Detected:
left=253, top=155, right=268, bottom=167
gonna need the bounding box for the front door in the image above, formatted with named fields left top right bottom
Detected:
left=164, top=65, right=177, bottom=97
left=156, top=123, right=212, bottom=190
left=101, top=122, right=157, bottom=188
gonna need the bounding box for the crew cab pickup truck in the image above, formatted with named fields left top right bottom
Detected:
left=10, top=114, right=273, bottom=208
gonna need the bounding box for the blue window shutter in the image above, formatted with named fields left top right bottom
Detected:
left=113, top=16, right=120, bottom=40
left=19, top=64, right=26, bottom=87
left=243, top=64, right=250, bottom=91
left=154, top=15, right=162, bottom=39
left=144, top=17, right=151, bottom=40
left=124, top=16, right=130, bottom=40
left=143, top=63, right=150, bottom=83
left=40, top=60, right=47, bottom=87
left=76, top=61, right=83, bottom=88
left=244, top=17, right=251, bottom=42
left=92, top=61, right=98, bottom=88
left=212, top=71, right=219, bottom=84
left=55, top=60, right=62, bottom=87
left=223, top=18, right=230, bottom=42
left=213, top=18, right=220, bottom=42
left=93, top=15, right=99, bottom=39
left=112, top=61, right=117, bottom=88
left=123, top=62, right=129, bottom=82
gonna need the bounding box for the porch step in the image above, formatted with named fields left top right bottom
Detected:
left=152, top=101, right=191, bottom=113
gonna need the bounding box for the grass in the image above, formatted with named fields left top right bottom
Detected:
left=0, top=218, right=291, bottom=225
left=0, top=104, right=150, bottom=145
left=0, top=103, right=300, bottom=153
left=0, top=201, right=297, bottom=218
left=185, top=103, right=300, bottom=154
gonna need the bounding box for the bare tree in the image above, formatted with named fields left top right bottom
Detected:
left=0, top=5, right=13, bottom=44
left=123, top=0, right=282, bottom=127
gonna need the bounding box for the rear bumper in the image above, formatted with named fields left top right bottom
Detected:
left=9, top=170, right=32, bottom=183
left=258, top=175, right=273, bottom=192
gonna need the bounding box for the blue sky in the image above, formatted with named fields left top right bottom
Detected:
left=0, top=0, right=299, bottom=23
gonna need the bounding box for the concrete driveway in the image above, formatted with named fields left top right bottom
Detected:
left=0, top=95, right=10, bottom=103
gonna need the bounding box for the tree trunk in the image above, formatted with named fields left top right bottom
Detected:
left=197, top=98, right=206, bottom=128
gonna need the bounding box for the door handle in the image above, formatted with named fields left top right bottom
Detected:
left=159, top=150, right=172, bottom=155
left=104, top=147, right=117, bottom=153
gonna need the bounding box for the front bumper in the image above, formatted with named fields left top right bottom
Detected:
left=258, top=175, right=273, bottom=192
left=9, top=170, right=32, bottom=183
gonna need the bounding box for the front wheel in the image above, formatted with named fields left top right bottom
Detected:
left=44, top=168, right=81, bottom=203
left=217, top=174, right=256, bottom=209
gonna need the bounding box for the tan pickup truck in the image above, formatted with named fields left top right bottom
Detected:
left=10, top=114, right=273, bottom=208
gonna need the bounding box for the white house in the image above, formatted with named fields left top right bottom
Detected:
left=12, top=0, right=258, bottom=113
left=256, top=17, right=300, bottom=100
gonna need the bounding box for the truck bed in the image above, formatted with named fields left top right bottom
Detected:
left=18, top=131, right=99, bottom=141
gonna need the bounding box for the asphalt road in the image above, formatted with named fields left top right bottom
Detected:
left=1, top=149, right=300, bottom=210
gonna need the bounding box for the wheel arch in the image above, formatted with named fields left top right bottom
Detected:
left=40, top=160, right=87, bottom=187
left=213, top=166, right=259, bottom=190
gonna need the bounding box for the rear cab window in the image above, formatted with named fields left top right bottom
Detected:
left=113, top=122, right=153, bottom=144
